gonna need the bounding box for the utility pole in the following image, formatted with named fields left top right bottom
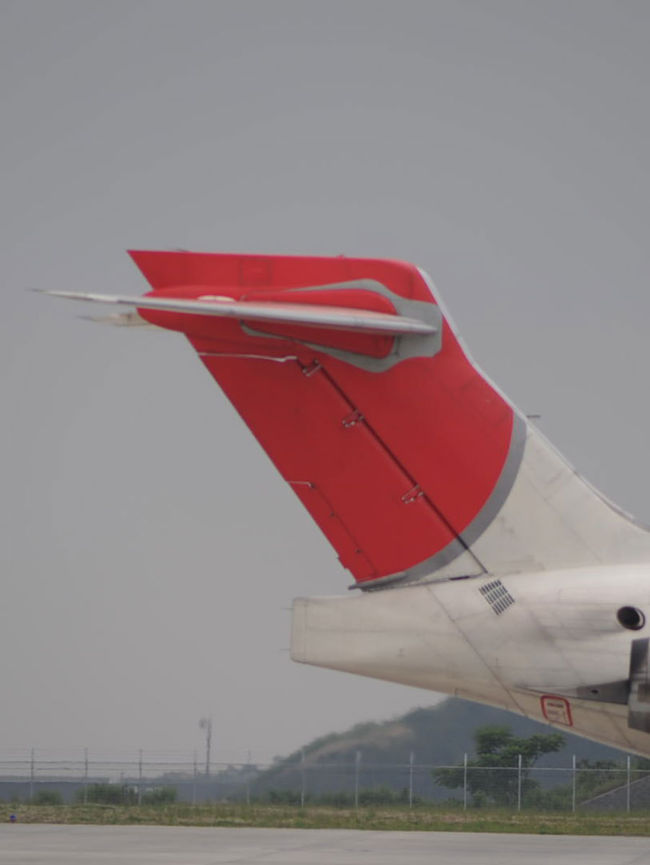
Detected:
left=83, top=748, right=88, bottom=805
left=199, top=717, right=212, bottom=777
left=29, top=748, right=35, bottom=802
left=354, top=750, right=361, bottom=810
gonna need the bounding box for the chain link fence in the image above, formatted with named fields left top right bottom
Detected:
left=2, top=750, right=650, bottom=811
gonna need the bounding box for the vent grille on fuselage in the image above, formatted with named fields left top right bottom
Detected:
left=479, top=579, right=514, bottom=615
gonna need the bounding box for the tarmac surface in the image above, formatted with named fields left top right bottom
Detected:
left=0, top=826, right=649, bottom=864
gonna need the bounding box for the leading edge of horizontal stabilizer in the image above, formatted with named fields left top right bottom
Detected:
left=42, top=280, right=442, bottom=372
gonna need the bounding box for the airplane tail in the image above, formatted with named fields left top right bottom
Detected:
left=67, top=251, right=650, bottom=585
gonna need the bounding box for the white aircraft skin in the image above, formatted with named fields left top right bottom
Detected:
left=293, top=565, right=650, bottom=754
left=48, top=251, right=650, bottom=757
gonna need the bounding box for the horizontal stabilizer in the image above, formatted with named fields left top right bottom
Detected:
left=42, top=288, right=436, bottom=337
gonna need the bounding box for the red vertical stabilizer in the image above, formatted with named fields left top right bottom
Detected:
left=129, top=250, right=515, bottom=585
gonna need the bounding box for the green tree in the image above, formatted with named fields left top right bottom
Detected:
left=433, top=724, right=564, bottom=807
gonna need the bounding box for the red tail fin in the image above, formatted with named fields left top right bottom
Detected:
left=129, top=250, right=517, bottom=586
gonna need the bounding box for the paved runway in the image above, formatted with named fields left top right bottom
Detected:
left=0, top=826, right=648, bottom=864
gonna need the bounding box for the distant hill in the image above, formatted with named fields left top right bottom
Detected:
left=253, top=697, right=631, bottom=800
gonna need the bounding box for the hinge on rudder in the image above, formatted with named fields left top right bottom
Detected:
left=342, top=409, right=364, bottom=429
left=401, top=484, right=424, bottom=504
left=301, top=361, right=321, bottom=378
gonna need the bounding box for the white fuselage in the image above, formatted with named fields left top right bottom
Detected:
left=292, top=565, right=650, bottom=754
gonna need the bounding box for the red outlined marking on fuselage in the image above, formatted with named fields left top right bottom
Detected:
left=541, top=695, right=574, bottom=727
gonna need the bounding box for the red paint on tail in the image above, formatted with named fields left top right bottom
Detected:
left=129, top=251, right=514, bottom=584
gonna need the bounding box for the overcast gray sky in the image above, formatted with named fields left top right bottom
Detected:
left=2, top=1, right=650, bottom=763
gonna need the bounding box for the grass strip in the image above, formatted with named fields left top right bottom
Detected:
left=1, top=803, right=650, bottom=835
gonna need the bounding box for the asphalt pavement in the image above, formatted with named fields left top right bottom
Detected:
left=0, top=825, right=648, bottom=864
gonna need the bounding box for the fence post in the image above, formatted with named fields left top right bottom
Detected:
left=354, top=750, right=361, bottom=810
left=409, top=751, right=414, bottom=808
left=138, top=749, right=143, bottom=805
left=300, top=748, right=306, bottom=808
left=192, top=750, right=197, bottom=806
left=83, top=748, right=89, bottom=804
left=572, top=754, right=576, bottom=813
left=463, top=753, right=468, bottom=810
left=517, top=753, right=522, bottom=811
left=29, top=748, right=35, bottom=802
left=627, top=755, right=631, bottom=813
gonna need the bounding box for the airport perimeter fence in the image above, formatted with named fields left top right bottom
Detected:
left=2, top=750, right=650, bottom=812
